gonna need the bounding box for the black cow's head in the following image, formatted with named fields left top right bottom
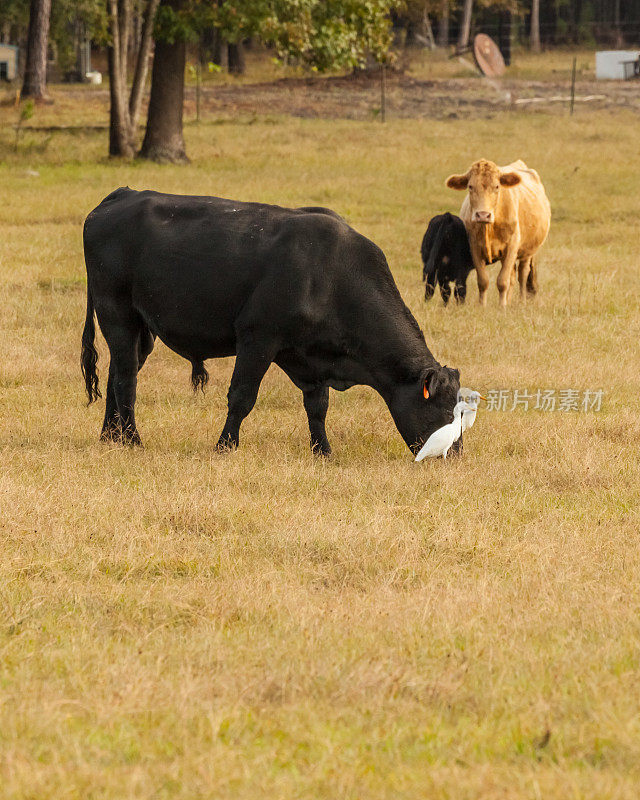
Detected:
left=389, top=365, right=461, bottom=456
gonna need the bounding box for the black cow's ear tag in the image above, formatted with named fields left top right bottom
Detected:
left=423, top=384, right=430, bottom=400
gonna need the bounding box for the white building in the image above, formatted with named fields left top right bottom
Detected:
left=0, top=43, right=18, bottom=81
left=596, top=50, right=640, bottom=80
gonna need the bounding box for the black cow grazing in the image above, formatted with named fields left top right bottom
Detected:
left=81, top=188, right=461, bottom=456
left=421, top=212, right=473, bottom=304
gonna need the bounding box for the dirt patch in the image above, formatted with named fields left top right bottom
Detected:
left=4, top=72, right=638, bottom=130
left=184, top=72, right=640, bottom=121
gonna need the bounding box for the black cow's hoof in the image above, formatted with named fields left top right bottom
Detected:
left=100, top=426, right=121, bottom=443
left=215, top=436, right=238, bottom=453
left=312, top=445, right=332, bottom=458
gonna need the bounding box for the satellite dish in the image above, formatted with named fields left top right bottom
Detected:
left=473, top=34, right=506, bottom=78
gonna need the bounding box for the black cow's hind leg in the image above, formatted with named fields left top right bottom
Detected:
left=303, top=385, right=331, bottom=456
left=113, top=348, right=141, bottom=446
left=424, top=271, right=437, bottom=301
left=101, top=325, right=154, bottom=443
left=439, top=278, right=452, bottom=305
left=97, top=309, right=145, bottom=445
left=100, top=362, right=121, bottom=441
left=454, top=279, right=467, bottom=304
left=138, top=325, right=155, bottom=370
left=216, top=343, right=274, bottom=451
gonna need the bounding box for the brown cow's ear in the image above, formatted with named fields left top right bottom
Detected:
left=446, top=173, right=469, bottom=190
left=499, top=172, right=521, bottom=188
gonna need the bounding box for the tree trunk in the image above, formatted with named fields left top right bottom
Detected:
left=575, top=0, right=584, bottom=44
left=437, top=2, right=449, bottom=48
left=108, top=0, right=133, bottom=157
left=128, top=0, right=160, bottom=129
left=420, top=6, right=435, bottom=49
left=614, top=0, right=623, bottom=46
left=108, top=0, right=158, bottom=158
left=499, top=10, right=512, bottom=65
left=227, top=40, right=245, bottom=74
left=22, top=0, right=51, bottom=99
left=530, top=0, right=541, bottom=52
left=201, top=27, right=226, bottom=66
left=405, top=19, right=416, bottom=47
left=109, top=46, right=134, bottom=157
left=457, top=0, right=473, bottom=52
left=139, top=37, right=188, bottom=162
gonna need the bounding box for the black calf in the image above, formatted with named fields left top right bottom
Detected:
left=421, top=212, right=473, bottom=304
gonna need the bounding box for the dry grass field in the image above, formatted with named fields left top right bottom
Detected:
left=1, top=63, right=640, bottom=798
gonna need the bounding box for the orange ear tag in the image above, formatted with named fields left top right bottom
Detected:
left=423, top=385, right=430, bottom=400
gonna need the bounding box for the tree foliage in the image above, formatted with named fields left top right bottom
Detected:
left=147, top=1, right=396, bottom=70
left=252, top=0, right=396, bottom=69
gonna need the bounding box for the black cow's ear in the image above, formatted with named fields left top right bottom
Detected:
left=422, top=368, right=438, bottom=400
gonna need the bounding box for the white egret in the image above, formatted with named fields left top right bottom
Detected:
left=457, top=388, right=486, bottom=433
left=415, top=401, right=471, bottom=462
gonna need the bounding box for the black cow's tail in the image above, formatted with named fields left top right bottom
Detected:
left=191, top=360, right=209, bottom=394
left=81, top=287, right=101, bottom=404
left=423, top=219, right=447, bottom=284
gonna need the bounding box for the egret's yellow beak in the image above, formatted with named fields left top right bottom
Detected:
left=478, top=394, right=487, bottom=402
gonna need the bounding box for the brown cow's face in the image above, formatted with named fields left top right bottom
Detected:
left=446, top=160, right=521, bottom=224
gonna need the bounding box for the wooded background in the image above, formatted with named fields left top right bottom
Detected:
left=1, top=1, right=638, bottom=159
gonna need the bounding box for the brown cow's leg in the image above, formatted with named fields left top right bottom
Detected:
left=476, top=263, right=489, bottom=306
left=497, top=250, right=518, bottom=307
left=469, top=238, right=489, bottom=306
left=518, top=257, right=532, bottom=301
left=526, top=259, right=539, bottom=296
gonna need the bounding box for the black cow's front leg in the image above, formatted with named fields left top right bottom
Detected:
left=216, top=343, right=274, bottom=451
left=303, top=385, right=331, bottom=456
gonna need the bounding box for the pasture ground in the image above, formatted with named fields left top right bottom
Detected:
left=1, top=53, right=640, bottom=799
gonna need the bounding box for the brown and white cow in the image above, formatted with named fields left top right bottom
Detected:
left=446, top=159, right=551, bottom=307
